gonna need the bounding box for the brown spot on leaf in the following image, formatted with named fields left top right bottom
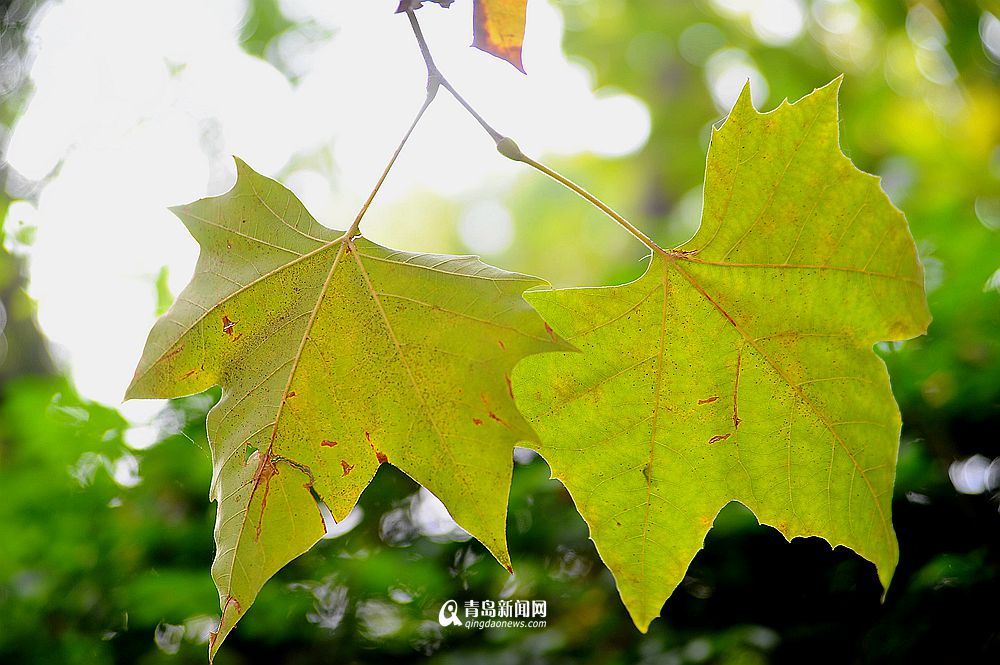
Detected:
left=505, top=564, right=514, bottom=574
left=497, top=339, right=506, bottom=350
left=287, top=391, right=297, bottom=398
left=222, top=315, right=237, bottom=337
left=699, top=516, right=712, bottom=527
left=321, top=439, right=338, bottom=447
left=708, top=433, right=732, bottom=444
left=544, top=322, right=557, bottom=342
left=505, top=374, right=514, bottom=399
left=698, top=396, right=719, bottom=405
left=363, top=431, right=388, bottom=464
left=223, top=595, right=242, bottom=615
left=733, top=349, right=743, bottom=428
left=472, top=418, right=483, bottom=426
left=254, top=458, right=277, bottom=543
left=340, top=460, right=354, bottom=476
left=163, top=345, right=184, bottom=361
left=182, top=368, right=198, bottom=380
left=488, top=411, right=510, bottom=428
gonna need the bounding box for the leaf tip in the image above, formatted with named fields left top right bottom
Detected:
left=812, top=75, right=844, bottom=106
left=232, top=155, right=253, bottom=176
left=732, top=79, right=755, bottom=114
left=123, top=371, right=150, bottom=402
left=562, top=339, right=582, bottom=354
left=208, top=623, right=223, bottom=662
left=630, top=611, right=656, bottom=634
left=874, top=543, right=898, bottom=604
left=471, top=41, right=525, bottom=73
left=495, top=545, right=513, bottom=572
left=231, top=155, right=264, bottom=191
left=208, top=595, right=245, bottom=661
left=479, top=531, right=513, bottom=574
left=509, top=52, right=527, bottom=74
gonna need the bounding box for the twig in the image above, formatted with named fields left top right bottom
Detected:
left=346, top=84, right=438, bottom=237
left=403, top=8, right=664, bottom=255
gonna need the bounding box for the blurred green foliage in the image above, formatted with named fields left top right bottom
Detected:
left=1, top=0, right=999, bottom=663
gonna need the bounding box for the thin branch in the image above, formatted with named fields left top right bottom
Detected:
left=405, top=7, right=438, bottom=71
left=347, top=85, right=438, bottom=237
left=439, top=78, right=504, bottom=143
left=497, top=139, right=665, bottom=255
left=406, top=9, right=502, bottom=142
left=403, top=8, right=664, bottom=255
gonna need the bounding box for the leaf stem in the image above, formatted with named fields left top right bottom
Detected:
left=403, top=8, right=664, bottom=255
left=497, top=138, right=665, bottom=255
left=346, top=79, right=438, bottom=238
left=406, top=9, right=503, bottom=142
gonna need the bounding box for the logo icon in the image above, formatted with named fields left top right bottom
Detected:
left=438, top=599, right=462, bottom=627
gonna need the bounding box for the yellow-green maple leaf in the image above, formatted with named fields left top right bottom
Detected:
left=512, top=79, right=931, bottom=630
left=126, top=159, right=566, bottom=658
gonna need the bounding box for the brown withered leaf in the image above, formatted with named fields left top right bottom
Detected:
left=398, top=0, right=528, bottom=72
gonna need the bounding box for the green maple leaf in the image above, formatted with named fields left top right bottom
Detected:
left=126, top=160, right=566, bottom=658
left=512, top=80, right=931, bottom=630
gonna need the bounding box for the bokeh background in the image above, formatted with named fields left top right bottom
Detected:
left=1, top=0, right=999, bottom=663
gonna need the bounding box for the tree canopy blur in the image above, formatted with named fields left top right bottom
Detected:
left=1, top=0, right=998, bottom=663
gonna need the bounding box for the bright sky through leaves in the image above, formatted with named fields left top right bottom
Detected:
left=3, top=0, right=649, bottom=418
